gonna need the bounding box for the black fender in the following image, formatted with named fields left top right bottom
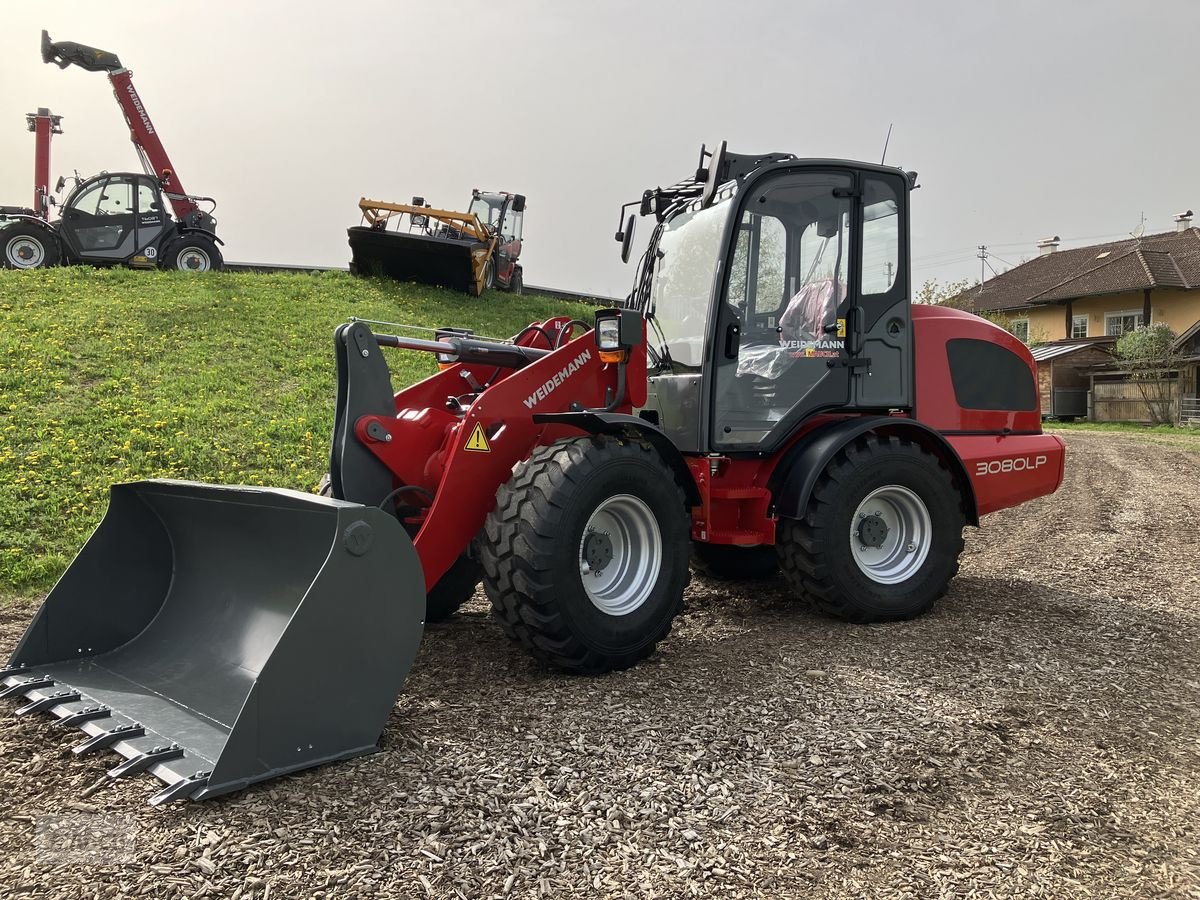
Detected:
left=0, top=215, right=60, bottom=237
left=532, top=411, right=701, bottom=506
left=768, top=416, right=979, bottom=526
left=175, top=226, right=224, bottom=246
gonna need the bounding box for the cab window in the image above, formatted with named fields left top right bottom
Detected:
left=97, top=179, right=133, bottom=216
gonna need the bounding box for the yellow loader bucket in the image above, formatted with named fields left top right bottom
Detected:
left=1, top=480, right=425, bottom=804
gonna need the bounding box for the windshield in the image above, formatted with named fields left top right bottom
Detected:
left=468, top=194, right=506, bottom=230
left=648, top=197, right=732, bottom=371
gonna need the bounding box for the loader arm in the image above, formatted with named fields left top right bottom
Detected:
left=41, top=31, right=206, bottom=227
left=333, top=317, right=647, bottom=592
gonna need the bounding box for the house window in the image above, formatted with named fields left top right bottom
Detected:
left=1010, top=318, right=1030, bottom=343
left=1071, top=315, right=1088, bottom=339
left=1105, top=310, right=1144, bottom=337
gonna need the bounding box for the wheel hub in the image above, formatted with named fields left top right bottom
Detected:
left=856, top=514, right=889, bottom=548
left=578, top=494, right=662, bottom=616
left=849, top=485, right=933, bottom=585
left=582, top=531, right=614, bottom=573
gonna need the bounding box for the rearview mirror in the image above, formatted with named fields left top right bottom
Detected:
left=55, top=176, right=65, bottom=193
left=617, top=214, right=636, bottom=263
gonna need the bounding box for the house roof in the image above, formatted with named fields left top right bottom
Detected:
left=970, top=227, right=1200, bottom=312
left=1030, top=341, right=1095, bottom=362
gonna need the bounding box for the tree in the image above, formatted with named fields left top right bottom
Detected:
left=1114, top=323, right=1183, bottom=425
left=915, top=277, right=976, bottom=310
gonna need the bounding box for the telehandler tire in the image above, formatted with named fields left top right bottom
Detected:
left=164, top=234, right=223, bottom=272
left=776, top=434, right=964, bottom=622
left=690, top=542, right=779, bottom=580
left=479, top=435, right=690, bottom=674
left=2, top=223, right=59, bottom=269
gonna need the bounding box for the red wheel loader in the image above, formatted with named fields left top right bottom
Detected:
left=2, top=145, right=1065, bottom=803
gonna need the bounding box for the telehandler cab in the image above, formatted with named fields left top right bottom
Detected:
left=2, top=144, right=1065, bottom=803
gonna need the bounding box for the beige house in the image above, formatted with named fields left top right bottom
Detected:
left=969, top=215, right=1200, bottom=421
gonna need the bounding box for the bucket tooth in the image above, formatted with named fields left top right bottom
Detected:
left=108, top=745, right=184, bottom=779
left=149, top=771, right=211, bottom=806
left=0, top=664, right=30, bottom=680
left=0, top=676, right=53, bottom=699
left=57, top=706, right=112, bottom=728
left=15, top=690, right=80, bottom=716
left=73, top=723, right=144, bottom=755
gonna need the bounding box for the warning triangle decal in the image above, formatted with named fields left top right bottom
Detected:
left=465, top=422, right=491, bottom=452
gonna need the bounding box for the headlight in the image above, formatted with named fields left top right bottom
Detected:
left=596, top=317, right=622, bottom=351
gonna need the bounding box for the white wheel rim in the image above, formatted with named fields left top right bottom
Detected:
left=6, top=236, right=45, bottom=268
left=579, top=494, right=662, bottom=616
left=849, top=485, right=932, bottom=584
left=178, top=247, right=211, bottom=271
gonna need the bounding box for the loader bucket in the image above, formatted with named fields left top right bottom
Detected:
left=348, top=225, right=486, bottom=294
left=1, top=480, right=425, bottom=804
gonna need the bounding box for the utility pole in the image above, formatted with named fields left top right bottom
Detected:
left=978, top=245, right=988, bottom=285
left=885, top=261, right=894, bottom=288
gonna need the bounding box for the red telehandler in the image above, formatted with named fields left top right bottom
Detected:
left=0, top=32, right=222, bottom=272
left=2, top=144, right=1065, bottom=804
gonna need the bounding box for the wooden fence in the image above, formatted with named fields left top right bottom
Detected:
left=1090, top=379, right=1179, bottom=424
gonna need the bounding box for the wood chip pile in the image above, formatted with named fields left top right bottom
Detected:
left=1, top=432, right=1197, bottom=898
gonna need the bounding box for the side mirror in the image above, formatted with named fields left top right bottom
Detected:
left=511, top=194, right=526, bottom=213
left=701, top=140, right=727, bottom=209
left=617, top=214, right=637, bottom=264
left=55, top=176, right=66, bottom=194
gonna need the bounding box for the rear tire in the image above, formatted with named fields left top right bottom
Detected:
left=425, top=554, right=481, bottom=622
left=690, top=542, right=779, bottom=580
left=2, top=224, right=59, bottom=269
left=776, top=435, right=964, bottom=622
left=164, top=234, right=223, bottom=272
left=479, top=436, right=690, bottom=673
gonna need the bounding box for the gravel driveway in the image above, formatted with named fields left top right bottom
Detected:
left=2, top=431, right=1198, bottom=899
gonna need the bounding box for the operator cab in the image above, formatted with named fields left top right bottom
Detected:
left=624, top=144, right=913, bottom=453
left=58, top=172, right=170, bottom=264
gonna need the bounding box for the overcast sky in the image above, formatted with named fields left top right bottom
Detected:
left=2, top=1, right=1197, bottom=297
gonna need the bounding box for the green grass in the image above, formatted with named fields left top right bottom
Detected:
left=0, top=268, right=593, bottom=595
left=1045, top=420, right=1190, bottom=434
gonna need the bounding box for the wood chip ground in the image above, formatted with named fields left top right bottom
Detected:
left=1, top=432, right=1197, bottom=898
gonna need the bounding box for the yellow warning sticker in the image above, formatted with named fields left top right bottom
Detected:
left=835, top=318, right=847, bottom=338
left=465, top=422, right=491, bottom=452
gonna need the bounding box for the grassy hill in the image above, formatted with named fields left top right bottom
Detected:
left=0, top=268, right=594, bottom=595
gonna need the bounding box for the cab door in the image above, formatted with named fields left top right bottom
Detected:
left=133, top=176, right=169, bottom=262
left=708, top=166, right=910, bottom=451
left=495, top=200, right=524, bottom=285
left=60, top=175, right=138, bottom=261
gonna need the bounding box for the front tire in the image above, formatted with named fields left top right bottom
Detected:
left=776, top=435, right=965, bottom=622
left=479, top=436, right=690, bottom=673
left=164, top=234, right=223, bottom=272
left=509, top=266, right=523, bottom=295
left=2, top=224, right=59, bottom=269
